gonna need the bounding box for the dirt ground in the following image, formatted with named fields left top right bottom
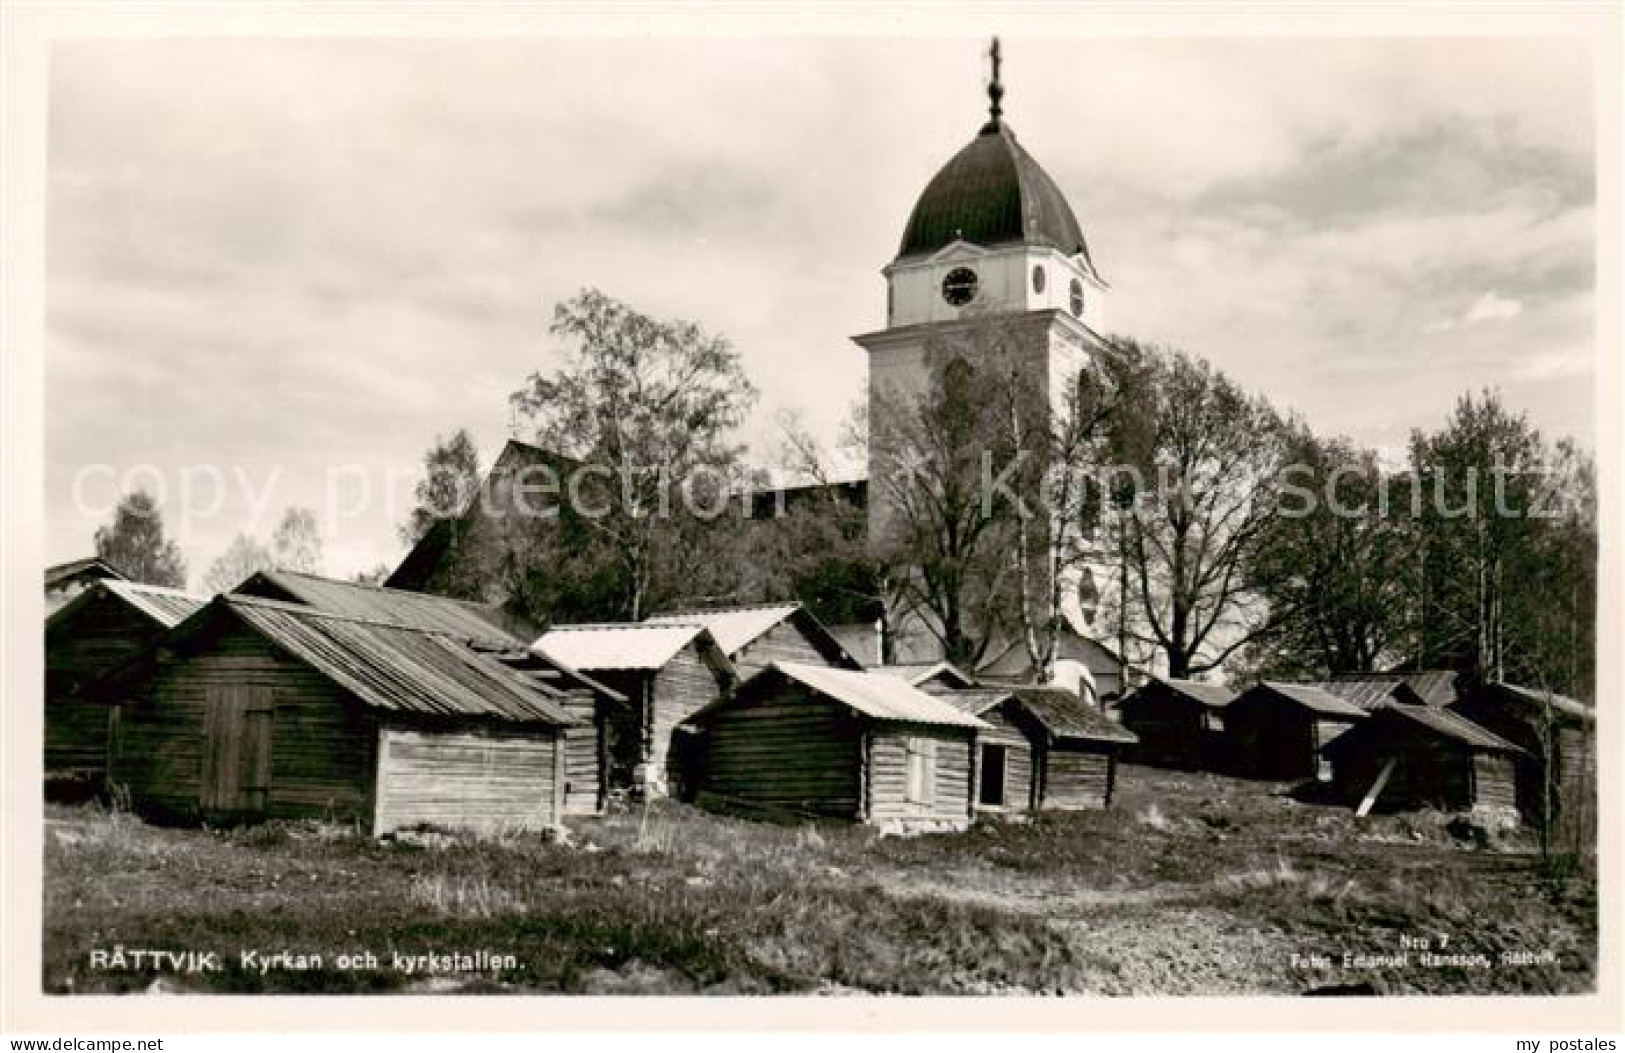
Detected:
left=41, top=764, right=1596, bottom=995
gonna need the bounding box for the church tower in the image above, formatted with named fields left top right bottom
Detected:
left=854, top=40, right=1111, bottom=667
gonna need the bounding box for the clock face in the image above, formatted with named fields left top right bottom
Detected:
left=1032, top=265, right=1046, bottom=294
left=1069, top=278, right=1085, bottom=318
left=941, top=267, right=979, bottom=306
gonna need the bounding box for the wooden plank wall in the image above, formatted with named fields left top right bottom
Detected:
left=1556, top=725, right=1596, bottom=845
left=555, top=688, right=605, bottom=815
left=867, top=724, right=974, bottom=830
left=1118, top=691, right=1209, bottom=769
left=110, top=623, right=377, bottom=823
left=1041, top=744, right=1113, bottom=809
left=698, top=691, right=862, bottom=819
left=1331, top=728, right=1474, bottom=813
left=1557, top=726, right=1594, bottom=810
left=1450, top=693, right=1592, bottom=829
left=731, top=620, right=829, bottom=679
left=1223, top=699, right=1329, bottom=781
left=651, top=646, right=725, bottom=793
left=1472, top=753, right=1518, bottom=812
left=45, top=598, right=166, bottom=772
left=372, top=723, right=560, bottom=835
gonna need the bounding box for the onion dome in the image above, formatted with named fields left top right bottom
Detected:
left=895, top=39, right=1098, bottom=274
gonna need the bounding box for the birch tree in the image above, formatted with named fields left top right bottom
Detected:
left=508, top=289, right=757, bottom=620
left=93, top=490, right=187, bottom=588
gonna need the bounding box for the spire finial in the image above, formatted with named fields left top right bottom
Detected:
left=986, top=36, right=1004, bottom=127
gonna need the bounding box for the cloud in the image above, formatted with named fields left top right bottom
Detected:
left=1462, top=292, right=1526, bottom=325
left=1424, top=291, right=1527, bottom=333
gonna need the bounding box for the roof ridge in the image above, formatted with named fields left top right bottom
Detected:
left=547, top=621, right=703, bottom=632
left=224, top=593, right=495, bottom=641
left=267, top=568, right=499, bottom=611
left=108, top=580, right=207, bottom=600
left=649, top=600, right=801, bottom=617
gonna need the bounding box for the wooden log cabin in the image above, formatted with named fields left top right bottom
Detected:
left=939, top=686, right=1138, bottom=813
left=101, top=595, right=620, bottom=833
left=938, top=688, right=1036, bottom=813
left=1449, top=680, right=1596, bottom=836
left=643, top=602, right=861, bottom=679
left=45, top=580, right=207, bottom=782
left=1224, top=681, right=1368, bottom=782
left=228, top=570, right=626, bottom=817
left=1114, top=676, right=1236, bottom=770
left=686, top=662, right=990, bottom=833
left=534, top=622, right=735, bottom=798
left=1007, top=687, right=1138, bottom=810
left=1322, top=704, right=1526, bottom=824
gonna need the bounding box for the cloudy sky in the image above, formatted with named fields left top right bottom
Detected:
left=46, top=35, right=1595, bottom=585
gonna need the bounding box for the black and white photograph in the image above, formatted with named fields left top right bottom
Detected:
left=2, top=1, right=1620, bottom=1038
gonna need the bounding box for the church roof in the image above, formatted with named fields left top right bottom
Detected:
left=897, top=120, right=1096, bottom=271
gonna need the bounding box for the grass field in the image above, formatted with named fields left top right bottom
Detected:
left=42, top=765, right=1596, bottom=995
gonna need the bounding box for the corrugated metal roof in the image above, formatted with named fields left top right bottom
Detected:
left=1254, top=681, right=1370, bottom=720
left=1313, top=677, right=1407, bottom=710
left=535, top=622, right=708, bottom=672
left=1315, top=671, right=1460, bottom=709
left=1010, top=686, right=1140, bottom=744
left=873, top=661, right=977, bottom=689
left=1146, top=676, right=1235, bottom=709
left=645, top=602, right=861, bottom=669
left=735, top=662, right=990, bottom=730
left=1402, top=670, right=1460, bottom=706
left=104, top=581, right=208, bottom=627
left=644, top=603, right=801, bottom=657
left=237, top=570, right=524, bottom=647
left=1481, top=681, right=1595, bottom=724
left=504, top=649, right=629, bottom=706
left=47, top=579, right=207, bottom=632
left=224, top=596, right=576, bottom=725
left=1375, top=703, right=1524, bottom=753
left=936, top=687, right=1014, bottom=716
left=45, top=557, right=127, bottom=588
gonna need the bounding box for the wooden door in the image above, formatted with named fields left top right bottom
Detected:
left=200, top=686, right=273, bottom=813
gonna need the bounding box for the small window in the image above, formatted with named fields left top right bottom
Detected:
left=1031, top=264, right=1046, bottom=294
left=905, top=738, right=938, bottom=805
left=1069, top=278, right=1085, bottom=318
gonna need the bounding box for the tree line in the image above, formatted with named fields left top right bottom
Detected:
left=90, top=498, right=345, bottom=594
